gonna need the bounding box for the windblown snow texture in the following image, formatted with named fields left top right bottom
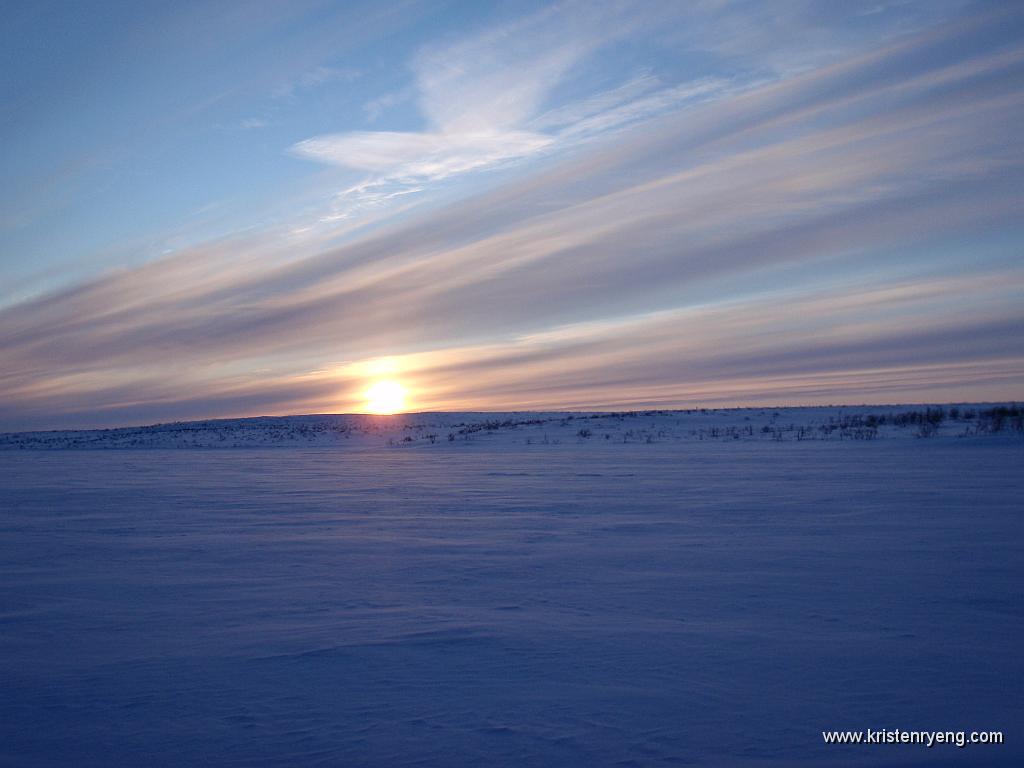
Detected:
left=1, top=407, right=1021, bottom=766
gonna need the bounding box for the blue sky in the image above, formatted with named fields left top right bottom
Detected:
left=1, top=0, right=1023, bottom=428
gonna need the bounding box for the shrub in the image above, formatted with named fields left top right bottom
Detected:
left=976, top=405, right=1023, bottom=434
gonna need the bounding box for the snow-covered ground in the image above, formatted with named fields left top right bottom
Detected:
left=1, top=407, right=1021, bottom=766
left=0, top=405, right=1017, bottom=450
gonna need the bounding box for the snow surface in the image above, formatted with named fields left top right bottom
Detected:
left=1, top=407, right=1021, bottom=766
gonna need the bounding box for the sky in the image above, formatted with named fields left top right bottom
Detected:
left=1, top=0, right=1023, bottom=429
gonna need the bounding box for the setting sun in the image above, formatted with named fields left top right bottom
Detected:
left=363, top=379, right=407, bottom=414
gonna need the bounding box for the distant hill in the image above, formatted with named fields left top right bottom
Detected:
left=1, top=405, right=1018, bottom=450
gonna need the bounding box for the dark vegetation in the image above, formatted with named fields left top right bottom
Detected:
left=855, top=405, right=1022, bottom=438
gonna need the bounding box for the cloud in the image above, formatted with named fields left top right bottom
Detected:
left=238, top=117, right=268, bottom=130
left=2, top=4, right=1023, bottom=429
left=292, top=129, right=554, bottom=182
left=287, top=1, right=979, bottom=231
left=289, top=10, right=583, bottom=195
left=272, top=64, right=361, bottom=99
left=363, top=88, right=414, bottom=123
left=289, top=2, right=727, bottom=222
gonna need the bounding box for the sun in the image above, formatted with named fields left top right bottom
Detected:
left=364, top=379, right=407, bottom=414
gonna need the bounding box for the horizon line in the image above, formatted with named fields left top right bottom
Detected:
left=3, top=400, right=1020, bottom=435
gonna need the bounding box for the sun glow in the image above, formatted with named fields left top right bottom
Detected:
left=364, top=379, right=408, bottom=414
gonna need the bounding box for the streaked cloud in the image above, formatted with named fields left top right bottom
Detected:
left=272, top=64, right=362, bottom=100
left=237, top=117, right=269, bottom=130
left=0, top=1, right=1022, bottom=429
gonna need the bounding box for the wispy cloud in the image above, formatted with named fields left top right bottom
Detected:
left=363, top=87, right=414, bottom=123
left=238, top=117, right=269, bottom=130
left=1, top=3, right=1022, bottom=429
left=289, top=2, right=729, bottom=223
left=273, top=64, right=362, bottom=99
left=293, top=129, right=553, bottom=177
left=286, top=0, right=968, bottom=230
